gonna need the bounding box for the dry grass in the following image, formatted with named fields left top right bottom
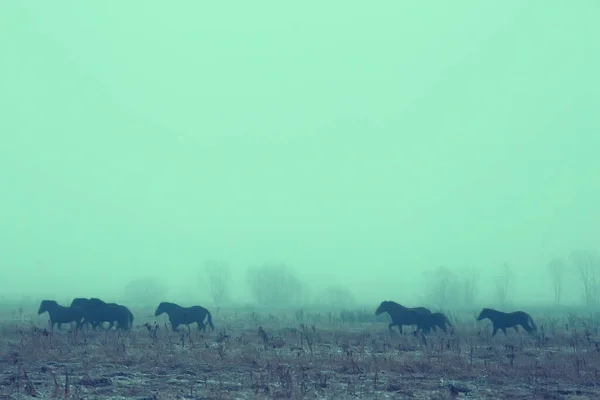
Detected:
left=1, top=306, right=600, bottom=399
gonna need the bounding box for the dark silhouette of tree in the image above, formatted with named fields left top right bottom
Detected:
left=124, top=277, right=168, bottom=306
left=316, top=285, right=356, bottom=308
left=425, top=266, right=459, bottom=308
left=495, top=262, right=514, bottom=307
left=569, top=249, right=600, bottom=306
left=203, top=260, right=231, bottom=306
left=547, top=257, right=566, bottom=305
left=460, top=268, right=479, bottom=307
left=246, top=263, right=303, bottom=307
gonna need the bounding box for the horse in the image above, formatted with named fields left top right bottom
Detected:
left=37, top=300, right=85, bottom=330
left=375, top=301, right=431, bottom=334
left=477, top=308, right=537, bottom=336
left=154, top=302, right=214, bottom=332
left=101, top=303, right=134, bottom=331
left=70, top=297, right=104, bottom=329
left=70, top=297, right=111, bottom=329
left=420, top=312, right=453, bottom=334
left=70, top=298, right=133, bottom=331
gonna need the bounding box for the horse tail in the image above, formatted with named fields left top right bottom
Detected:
left=528, top=314, right=537, bottom=331
left=206, top=311, right=214, bottom=331
left=127, top=309, right=134, bottom=330
left=446, top=316, right=453, bottom=327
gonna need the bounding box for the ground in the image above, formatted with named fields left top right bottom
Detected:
left=1, top=306, right=600, bottom=399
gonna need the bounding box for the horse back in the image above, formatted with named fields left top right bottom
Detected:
left=512, top=310, right=532, bottom=322
left=184, top=305, right=206, bottom=320
left=412, top=307, right=431, bottom=315
left=388, top=304, right=424, bottom=324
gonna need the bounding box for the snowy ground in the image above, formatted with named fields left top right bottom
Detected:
left=1, top=307, right=599, bottom=399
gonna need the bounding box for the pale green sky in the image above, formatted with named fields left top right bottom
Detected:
left=1, top=1, right=599, bottom=305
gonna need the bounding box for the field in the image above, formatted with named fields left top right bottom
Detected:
left=1, top=305, right=600, bottom=399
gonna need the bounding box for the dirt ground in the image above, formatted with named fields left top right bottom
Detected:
left=1, top=307, right=600, bottom=399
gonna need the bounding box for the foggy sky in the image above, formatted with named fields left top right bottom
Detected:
left=1, top=1, right=599, bottom=306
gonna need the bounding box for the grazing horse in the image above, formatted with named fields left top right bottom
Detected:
left=421, top=312, right=453, bottom=334
left=477, top=308, right=537, bottom=336
left=155, top=302, right=214, bottom=332
left=38, top=300, right=85, bottom=330
left=375, top=301, right=431, bottom=334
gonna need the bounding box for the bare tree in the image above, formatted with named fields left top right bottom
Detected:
left=316, top=285, right=356, bottom=308
left=246, top=263, right=304, bottom=308
left=547, top=257, right=566, bottom=305
left=203, top=260, right=231, bottom=306
left=460, top=269, right=479, bottom=307
left=495, top=262, right=514, bottom=307
left=124, top=277, right=168, bottom=307
left=569, top=250, right=600, bottom=306
left=425, top=266, right=459, bottom=308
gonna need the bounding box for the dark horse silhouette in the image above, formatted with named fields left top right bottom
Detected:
left=155, top=302, right=214, bottom=332
left=421, top=312, right=453, bottom=334
left=71, top=297, right=103, bottom=329
left=38, top=300, right=85, bottom=330
left=375, top=301, right=431, bottom=333
left=70, top=297, right=134, bottom=331
left=477, top=308, right=537, bottom=336
left=101, top=303, right=134, bottom=331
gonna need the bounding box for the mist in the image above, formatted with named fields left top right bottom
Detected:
left=1, top=1, right=599, bottom=311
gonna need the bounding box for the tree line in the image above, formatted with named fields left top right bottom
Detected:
left=121, top=249, right=600, bottom=309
